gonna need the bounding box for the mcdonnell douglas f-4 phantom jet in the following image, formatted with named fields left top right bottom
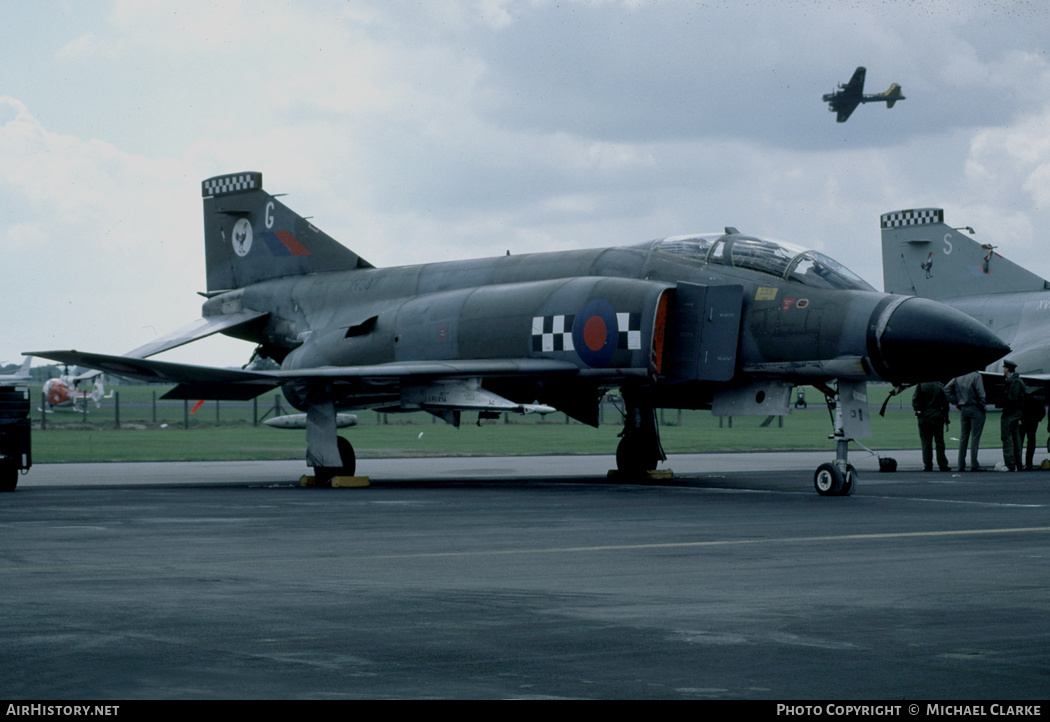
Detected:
left=31, top=173, right=1007, bottom=495
left=823, top=67, right=905, bottom=123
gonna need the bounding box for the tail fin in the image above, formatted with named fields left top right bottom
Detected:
left=881, top=208, right=1050, bottom=300
left=202, top=172, right=372, bottom=292
left=884, top=83, right=903, bottom=108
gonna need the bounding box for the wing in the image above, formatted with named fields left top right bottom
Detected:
left=122, top=310, right=269, bottom=359
left=836, top=102, right=860, bottom=123
left=29, top=350, right=278, bottom=399
left=833, top=67, right=865, bottom=122
left=50, top=310, right=269, bottom=383
left=844, top=66, right=866, bottom=95
left=979, top=371, right=1050, bottom=411
left=27, top=349, right=602, bottom=402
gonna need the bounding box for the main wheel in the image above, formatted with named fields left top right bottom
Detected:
left=814, top=462, right=844, bottom=496
left=616, top=434, right=659, bottom=474
left=314, top=437, right=357, bottom=487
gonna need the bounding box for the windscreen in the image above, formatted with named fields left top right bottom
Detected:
left=786, top=250, right=875, bottom=291
left=656, top=235, right=875, bottom=291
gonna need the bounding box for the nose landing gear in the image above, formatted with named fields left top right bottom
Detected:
left=814, top=461, right=856, bottom=497
left=813, top=379, right=864, bottom=497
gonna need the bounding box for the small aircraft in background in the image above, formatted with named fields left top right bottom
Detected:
left=823, top=67, right=905, bottom=122
left=42, top=370, right=110, bottom=412
left=0, top=357, right=33, bottom=382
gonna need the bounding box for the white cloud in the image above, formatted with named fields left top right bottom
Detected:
left=56, top=32, right=121, bottom=62
left=0, top=97, right=209, bottom=358
left=110, top=0, right=251, bottom=52
left=966, top=107, right=1050, bottom=202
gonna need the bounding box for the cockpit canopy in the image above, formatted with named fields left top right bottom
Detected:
left=655, top=233, right=875, bottom=292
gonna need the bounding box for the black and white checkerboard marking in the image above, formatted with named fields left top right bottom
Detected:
left=617, top=312, right=642, bottom=351
left=202, top=173, right=263, bottom=198
left=531, top=313, right=642, bottom=353
left=880, top=208, right=943, bottom=228
left=532, top=314, right=575, bottom=352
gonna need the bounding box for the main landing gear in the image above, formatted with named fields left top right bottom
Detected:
left=615, top=394, right=666, bottom=476
left=315, top=436, right=357, bottom=486
left=305, top=396, right=359, bottom=486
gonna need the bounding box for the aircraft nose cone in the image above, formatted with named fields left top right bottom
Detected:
left=874, top=297, right=1009, bottom=384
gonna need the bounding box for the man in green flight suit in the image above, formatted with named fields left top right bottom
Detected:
left=913, top=381, right=951, bottom=472
left=1001, top=359, right=1026, bottom=472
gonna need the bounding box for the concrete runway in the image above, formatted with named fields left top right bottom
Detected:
left=3, top=452, right=1050, bottom=699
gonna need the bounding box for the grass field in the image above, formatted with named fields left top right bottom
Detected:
left=21, top=382, right=970, bottom=463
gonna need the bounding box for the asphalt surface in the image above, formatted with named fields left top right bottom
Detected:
left=3, top=451, right=1049, bottom=700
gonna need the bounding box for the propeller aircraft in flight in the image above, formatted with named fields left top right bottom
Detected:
left=823, top=66, right=905, bottom=123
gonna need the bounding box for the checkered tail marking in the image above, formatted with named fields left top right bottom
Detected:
left=202, top=172, right=263, bottom=198
left=880, top=208, right=944, bottom=229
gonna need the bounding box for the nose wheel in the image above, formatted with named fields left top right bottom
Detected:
left=814, top=462, right=856, bottom=496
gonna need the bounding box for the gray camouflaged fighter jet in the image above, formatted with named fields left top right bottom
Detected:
left=882, top=208, right=1050, bottom=381
left=30, top=173, right=1008, bottom=496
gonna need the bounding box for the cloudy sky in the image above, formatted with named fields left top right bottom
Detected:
left=3, top=0, right=1050, bottom=368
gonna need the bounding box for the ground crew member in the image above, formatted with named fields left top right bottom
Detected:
left=945, top=371, right=986, bottom=472
left=1001, top=360, right=1025, bottom=471
left=913, top=381, right=951, bottom=472
left=1021, top=393, right=1045, bottom=470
